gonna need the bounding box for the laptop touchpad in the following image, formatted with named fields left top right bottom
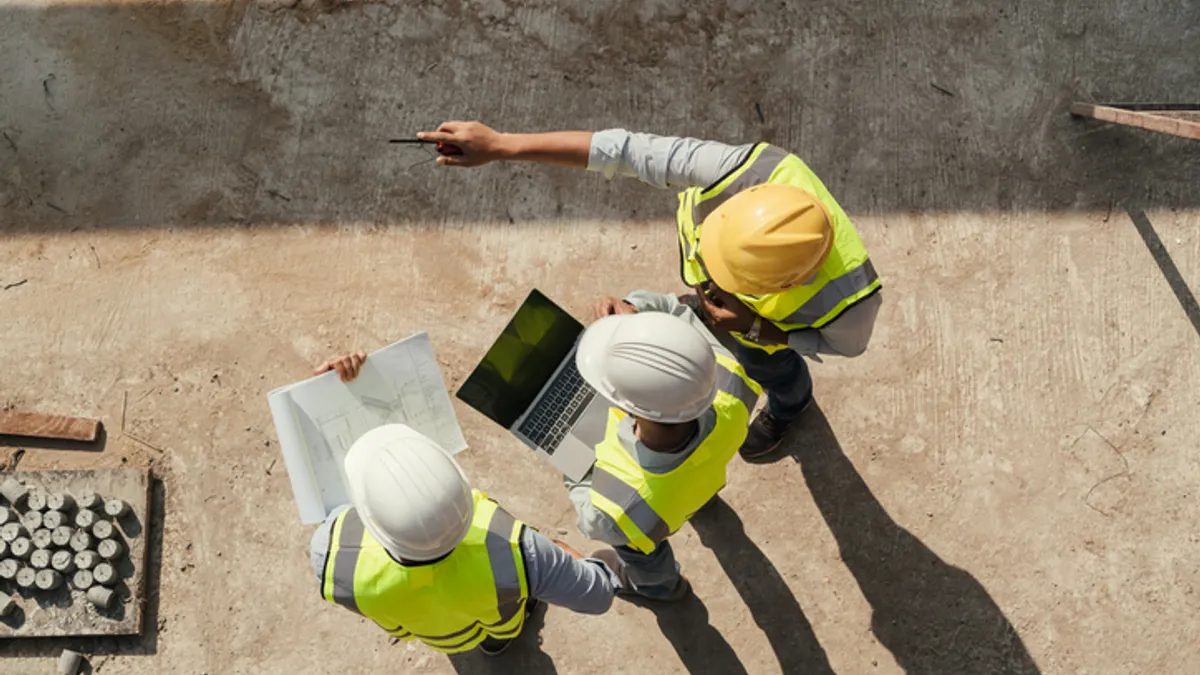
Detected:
left=571, top=396, right=611, bottom=447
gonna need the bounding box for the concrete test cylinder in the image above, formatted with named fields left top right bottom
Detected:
left=32, top=528, right=54, bottom=550
left=69, top=531, right=93, bottom=553
left=47, top=493, right=76, bottom=513
left=97, top=538, right=125, bottom=561
left=35, top=569, right=64, bottom=591
left=29, top=548, right=52, bottom=570
left=43, top=510, right=66, bottom=530
left=52, top=526, right=75, bottom=548
left=26, top=489, right=48, bottom=512
left=74, top=550, right=99, bottom=571
left=51, top=549, right=76, bottom=574
left=91, top=520, right=114, bottom=540
left=21, top=510, right=42, bottom=531
left=0, top=522, right=26, bottom=542
left=71, top=569, right=93, bottom=590
left=16, top=566, right=37, bottom=589
left=74, top=509, right=99, bottom=531
left=10, top=537, right=32, bottom=560
left=57, top=649, right=84, bottom=675
left=86, top=585, right=115, bottom=609
left=92, top=562, right=116, bottom=587
left=0, top=559, right=18, bottom=580
left=0, top=478, right=28, bottom=507
left=104, top=498, right=130, bottom=518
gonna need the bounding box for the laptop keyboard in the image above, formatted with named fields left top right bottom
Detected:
left=517, top=360, right=595, bottom=455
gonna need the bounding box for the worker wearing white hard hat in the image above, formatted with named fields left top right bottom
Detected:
left=419, top=121, right=883, bottom=460
left=561, top=295, right=761, bottom=600
left=309, top=356, right=623, bottom=657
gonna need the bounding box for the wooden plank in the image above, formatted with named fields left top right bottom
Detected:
left=0, top=412, right=100, bottom=442
left=0, top=468, right=151, bottom=638
left=1071, top=102, right=1200, bottom=141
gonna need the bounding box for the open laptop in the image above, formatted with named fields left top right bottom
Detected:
left=456, top=289, right=610, bottom=481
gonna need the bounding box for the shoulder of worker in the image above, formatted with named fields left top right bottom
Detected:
left=309, top=504, right=352, bottom=581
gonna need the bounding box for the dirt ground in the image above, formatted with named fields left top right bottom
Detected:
left=3, top=1, right=1200, bottom=673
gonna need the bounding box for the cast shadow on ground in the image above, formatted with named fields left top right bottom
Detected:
left=1127, top=206, right=1200, bottom=340
left=624, top=588, right=750, bottom=675
left=0, top=478, right=165, bottom=662
left=750, top=403, right=1041, bottom=675
left=447, top=599, right=557, bottom=675
left=689, top=497, right=836, bottom=674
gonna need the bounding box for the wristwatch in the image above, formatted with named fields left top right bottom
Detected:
left=746, top=316, right=763, bottom=343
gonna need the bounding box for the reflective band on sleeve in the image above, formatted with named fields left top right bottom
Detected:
left=716, top=366, right=760, bottom=413
left=330, top=510, right=365, bottom=614
left=484, top=508, right=524, bottom=624
left=591, top=469, right=671, bottom=544
left=694, top=145, right=790, bottom=223
left=780, top=259, right=880, bottom=325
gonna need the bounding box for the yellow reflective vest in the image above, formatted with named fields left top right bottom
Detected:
left=320, top=491, right=529, bottom=653
left=588, top=353, right=762, bottom=554
left=676, top=143, right=883, bottom=353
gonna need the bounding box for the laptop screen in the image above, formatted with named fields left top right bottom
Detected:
left=456, top=289, right=585, bottom=429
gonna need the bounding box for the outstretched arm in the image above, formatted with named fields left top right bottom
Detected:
left=418, top=121, right=753, bottom=190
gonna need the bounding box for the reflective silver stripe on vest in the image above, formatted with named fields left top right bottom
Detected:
left=592, top=468, right=671, bottom=544
left=329, top=509, right=365, bottom=614
left=693, top=145, right=790, bottom=223
left=780, top=259, right=880, bottom=326
left=484, top=507, right=525, bottom=627
left=716, top=364, right=760, bottom=413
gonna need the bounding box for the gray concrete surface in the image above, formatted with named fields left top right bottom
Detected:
left=2, top=1, right=1200, bottom=673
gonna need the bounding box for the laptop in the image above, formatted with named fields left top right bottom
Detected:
left=456, top=290, right=610, bottom=481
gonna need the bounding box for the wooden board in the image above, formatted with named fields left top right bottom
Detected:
left=0, top=468, right=151, bottom=638
left=0, top=413, right=101, bottom=442
left=1071, top=102, right=1200, bottom=141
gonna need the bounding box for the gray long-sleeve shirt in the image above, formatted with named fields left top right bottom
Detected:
left=310, top=504, right=620, bottom=616
left=565, top=290, right=738, bottom=547
left=586, top=129, right=882, bottom=359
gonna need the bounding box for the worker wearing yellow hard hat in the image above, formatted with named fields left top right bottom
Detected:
left=419, top=122, right=882, bottom=458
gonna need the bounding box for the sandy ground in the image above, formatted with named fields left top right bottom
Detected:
left=3, top=1, right=1200, bottom=674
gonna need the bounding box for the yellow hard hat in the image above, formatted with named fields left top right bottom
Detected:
left=699, top=184, right=834, bottom=295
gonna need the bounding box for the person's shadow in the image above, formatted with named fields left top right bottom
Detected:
left=754, top=402, right=1042, bottom=675
left=690, top=497, right=836, bottom=674
left=446, top=601, right=558, bottom=675
left=625, top=588, right=751, bottom=675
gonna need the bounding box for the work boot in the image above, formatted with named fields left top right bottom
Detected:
left=478, top=636, right=514, bottom=657
left=739, top=410, right=792, bottom=459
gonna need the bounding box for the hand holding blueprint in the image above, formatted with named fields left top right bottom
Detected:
left=268, top=333, right=467, bottom=524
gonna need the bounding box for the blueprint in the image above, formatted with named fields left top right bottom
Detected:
left=268, top=333, right=467, bottom=524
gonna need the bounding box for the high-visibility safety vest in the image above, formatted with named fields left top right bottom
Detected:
left=676, top=143, right=883, bottom=353
left=320, top=491, right=529, bottom=653
left=589, top=353, right=763, bottom=554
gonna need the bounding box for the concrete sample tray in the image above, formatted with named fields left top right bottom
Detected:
left=0, top=468, right=150, bottom=638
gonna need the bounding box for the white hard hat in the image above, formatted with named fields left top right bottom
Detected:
left=575, top=313, right=718, bottom=424
left=343, top=424, right=473, bottom=562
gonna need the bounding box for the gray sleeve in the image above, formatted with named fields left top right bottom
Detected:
left=309, top=504, right=351, bottom=581
left=622, top=289, right=683, bottom=314
left=520, top=527, right=621, bottom=614
left=787, top=292, right=883, bottom=358
left=587, top=129, right=755, bottom=190
left=564, top=477, right=630, bottom=547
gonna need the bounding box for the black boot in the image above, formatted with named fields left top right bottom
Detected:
left=739, top=410, right=792, bottom=459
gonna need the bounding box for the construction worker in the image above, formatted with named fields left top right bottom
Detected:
left=309, top=355, right=623, bottom=656
left=418, top=122, right=882, bottom=459
left=564, top=294, right=761, bottom=599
